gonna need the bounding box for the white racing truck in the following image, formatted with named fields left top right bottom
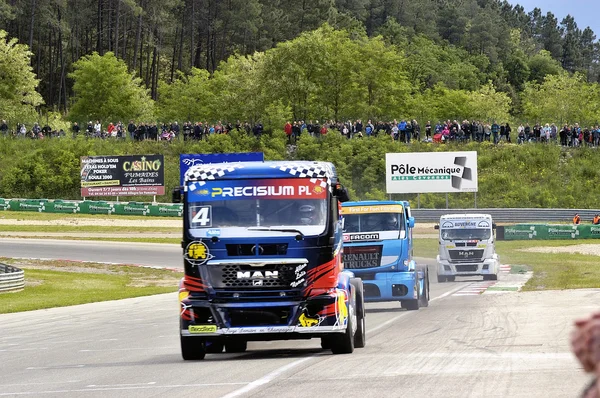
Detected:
left=435, top=214, right=499, bottom=282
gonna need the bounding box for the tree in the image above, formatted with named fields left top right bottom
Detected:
left=157, top=67, right=214, bottom=122
left=0, top=30, right=43, bottom=124
left=522, top=72, right=600, bottom=126
left=69, top=51, right=154, bottom=123
left=467, top=82, right=511, bottom=123
left=527, top=50, right=562, bottom=84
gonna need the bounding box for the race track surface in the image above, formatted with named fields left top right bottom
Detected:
left=0, top=240, right=594, bottom=397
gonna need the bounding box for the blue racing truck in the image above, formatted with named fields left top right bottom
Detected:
left=174, top=161, right=366, bottom=359
left=341, top=201, right=429, bottom=310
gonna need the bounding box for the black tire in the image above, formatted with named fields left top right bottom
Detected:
left=206, top=341, right=224, bottom=353
left=331, top=285, right=355, bottom=355
left=321, top=337, right=332, bottom=350
left=447, top=276, right=456, bottom=282
left=350, top=278, right=366, bottom=348
left=437, top=274, right=446, bottom=283
left=485, top=274, right=498, bottom=281
left=225, top=340, right=247, bottom=353
left=181, top=335, right=206, bottom=360
left=419, top=270, right=430, bottom=308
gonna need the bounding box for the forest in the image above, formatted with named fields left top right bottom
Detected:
left=0, top=0, right=599, bottom=127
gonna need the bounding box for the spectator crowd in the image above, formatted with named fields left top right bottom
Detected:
left=3, top=117, right=600, bottom=148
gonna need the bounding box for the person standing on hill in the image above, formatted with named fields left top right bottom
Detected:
left=574, top=213, right=581, bottom=225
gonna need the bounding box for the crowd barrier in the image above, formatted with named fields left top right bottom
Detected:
left=0, top=198, right=182, bottom=217
left=499, top=224, right=600, bottom=240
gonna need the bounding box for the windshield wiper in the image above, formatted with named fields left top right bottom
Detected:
left=247, top=227, right=304, bottom=238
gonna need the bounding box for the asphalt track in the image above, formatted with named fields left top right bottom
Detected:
left=0, top=239, right=595, bottom=397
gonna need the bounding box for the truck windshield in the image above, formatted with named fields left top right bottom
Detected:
left=441, top=228, right=491, bottom=241
left=343, top=213, right=405, bottom=233
left=186, top=178, right=329, bottom=238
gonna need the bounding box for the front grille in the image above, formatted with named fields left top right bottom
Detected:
left=226, top=244, right=288, bottom=256
left=213, top=290, right=302, bottom=301
left=343, top=246, right=383, bottom=269
left=455, top=242, right=478, bottom=247
left=448, top=249, right=484, bottom=263
left=208, top=263, right=298, bottom=289
left=456, top=264, right=479, bottom=273
left=228, top=308, right=291, bottom=327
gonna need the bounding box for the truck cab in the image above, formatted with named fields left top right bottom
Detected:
left=435, top=214, right=499, bottom=282
left=341, top=201, right=429, bottom=311
left=176, top=160, right=365, bottom=359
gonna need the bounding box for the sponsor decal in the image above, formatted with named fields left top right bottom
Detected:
left=185, top=241, right=214, bottom=265
left=341, top=204, right=403, bottom=215
left=188, top=325, right=217, bottom=333
left=206, top=228, right=221, bottom=237
left=189, top=178, right=327, bottom=201
left=298, top=313, right=321, bottom=327
left=344, top=233, right=380, bottom=242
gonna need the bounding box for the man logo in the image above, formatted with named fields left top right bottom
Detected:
left=236, top=271, right=279, bottom=279
left=253, top=280, right=263, bottom=286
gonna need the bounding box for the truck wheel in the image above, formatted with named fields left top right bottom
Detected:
left=206, top=341, right=224, bottom=353
left=484, top=274, right=498, bottom=281
left=321, top=337, right=332, bottom=350
left=419, top=271, right=430, bottom=308
left=181, top=335, right=206, bottom=360
left=350, top=278, right=366, bottom=348
left=447, top=276, right=456, bottom=282
left=331, top=285, right=355, bottom=355
left=225, top=341, right=247, bottom=353
left=331, top=310, right=355, bottom=354
left=437, top=274, right=446, bottom=283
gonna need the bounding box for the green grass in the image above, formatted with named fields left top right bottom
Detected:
left=414, top=238, right=600, bottom=291
left=0, top=210, right=177, bottom=221
left=0, top=224, right=178, bottom=234
left=0, top=258, right=183, bottom=313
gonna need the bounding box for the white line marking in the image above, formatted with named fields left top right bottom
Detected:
left=0, top=383, right=248, bottom=396
left=220, top=356, right=314, bottom=398
left=87, top=382, right=157, bottom=388
left=26, top=365, right=85, bottom=370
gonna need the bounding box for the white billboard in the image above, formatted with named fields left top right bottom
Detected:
left=386, top=151, right=478, bottom=194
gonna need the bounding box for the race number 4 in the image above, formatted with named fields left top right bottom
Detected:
left=192, top=205, right=212, bottom=227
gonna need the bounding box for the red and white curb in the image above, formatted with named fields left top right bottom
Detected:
left=452, top=264, right=512, bottom=296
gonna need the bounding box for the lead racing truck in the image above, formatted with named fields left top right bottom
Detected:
left=175, top=161, right=366, bottom=359
left=341, top=201, right=429, bottom=310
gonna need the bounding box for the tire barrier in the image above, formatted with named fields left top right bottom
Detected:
left=0, top=263, right=24, bottom=293
left=0, top=198, right=182, bottom=217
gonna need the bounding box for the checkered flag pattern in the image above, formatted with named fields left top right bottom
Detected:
left=451, top=156, right=473, bottom=189
left=185, top=164, right=245, bottom=191
left=270, top=163, right=334, bottom=188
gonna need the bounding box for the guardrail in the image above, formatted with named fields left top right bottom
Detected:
left=0, top=263, right=24, bottom=293
left=412, top=208, right=600, bottom=223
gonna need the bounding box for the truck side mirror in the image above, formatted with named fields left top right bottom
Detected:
left=408, top=217, right=415, bottom=228
left=172, top=187, right=183, bottom=203
left=333, top=183, right=350, bottom=202
left=492, top=223, right=497, bottom=229
left=434, top=224, right=439, bottom=230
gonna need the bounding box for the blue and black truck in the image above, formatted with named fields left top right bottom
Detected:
left=174, top=160, right=366, bottom=359
left=341, top=201, right=429, bottom=310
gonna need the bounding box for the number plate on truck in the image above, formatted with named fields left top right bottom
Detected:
left=188, top=325, right=217, bottom=333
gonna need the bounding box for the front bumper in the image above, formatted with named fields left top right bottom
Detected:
left=357, top=272, right=418, bottom=302
left=180, top=288, right=351, bottom=338
left=437, top=255, right=499, bottom=276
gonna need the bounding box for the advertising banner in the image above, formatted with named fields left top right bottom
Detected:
left=188, top=178, right=328, bottom=202
left=503, top=224, right=600, bottom=240
left=180, top=152, right=264, bottom=185
left=386, top=151, right=478, bottom=194
left=80, top=155, right=165, bottom=197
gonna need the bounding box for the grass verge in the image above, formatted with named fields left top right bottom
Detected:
left=0, top=258, right=182, bottom=314
left=414, top=238, right=600, bottom=291
left=0, top=225, right=178, bottom=234
left=0, top=210, right=177, bottom=221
